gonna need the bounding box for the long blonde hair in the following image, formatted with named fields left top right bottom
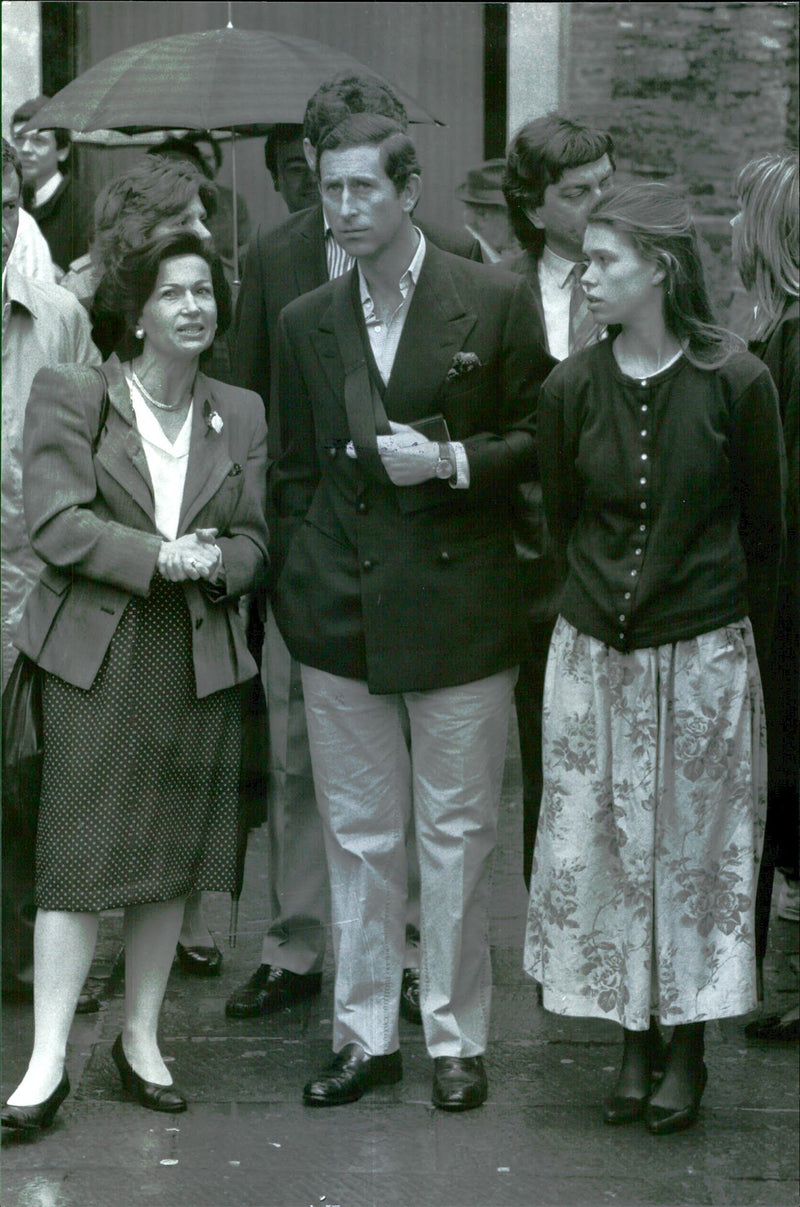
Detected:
left=734, top=152, right=799, bottom=341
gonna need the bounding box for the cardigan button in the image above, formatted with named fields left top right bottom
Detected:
left=328, top=445, right=338, bottom=458
left=357, top=501, right=368, bottom=514
left=362, top=559, right=373, bottom=571
left=439, top=550, right=451, bottom=562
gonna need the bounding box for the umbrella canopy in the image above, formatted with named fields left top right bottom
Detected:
left=20, top=26, right=443, bottom=135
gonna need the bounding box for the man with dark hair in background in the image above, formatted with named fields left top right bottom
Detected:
left=11, top=96, right=87, bottom=274
left=227, top=72, right=481, bottom=1031
left=263, top=125, right=319, bottom=216
left=502, top=112, right=615, bottom=890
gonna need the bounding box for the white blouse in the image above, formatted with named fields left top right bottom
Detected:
left=129, top=379, right=193, bottom=541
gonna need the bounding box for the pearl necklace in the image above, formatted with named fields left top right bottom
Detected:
left=131, top=369, right=192, bottom=412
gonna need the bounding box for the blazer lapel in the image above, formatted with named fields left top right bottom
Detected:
left=178, top=374, right=235, bottom=534
left=291, top=205, right=328, bottom=299
left=383, top=246, right=477, bottom=419
left=94, top=354, right=156, bottom=523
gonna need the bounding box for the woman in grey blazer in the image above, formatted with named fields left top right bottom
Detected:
left=2, top=232, right=268, bottom=1133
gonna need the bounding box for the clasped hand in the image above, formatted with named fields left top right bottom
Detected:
left=346, top=421, right=439, bottom=486
left=157, top=528, right=222, bottom=582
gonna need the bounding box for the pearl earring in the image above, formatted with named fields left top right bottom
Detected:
left=135, top=326, right=144, bottom=339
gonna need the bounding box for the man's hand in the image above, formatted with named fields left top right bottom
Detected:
left=372, top=421, right=439, bottom=485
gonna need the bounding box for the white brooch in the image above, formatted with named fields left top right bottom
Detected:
left=204, top=400, right=224, bottom=434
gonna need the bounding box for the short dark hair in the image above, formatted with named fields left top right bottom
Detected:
left=11, top=96, right=70, bottom=155
left=303, top=73, right=408, bottom=151
left=2, top=137, right=23, bottom=190
left=264, top=125, right=304, bottom=187
left=104, top=231, right=231, bottom=352
left=147, top=137, right=213, bottom=180
left=316, top=114, right=421, bottom=195
left=503, top=113, right=615, bottom=253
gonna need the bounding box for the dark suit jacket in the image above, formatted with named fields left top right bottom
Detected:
left=503, top=246, right=573, bottom=626
left=16, top=354, right=269, bottom=698
left=28, top=175, right=87, bottom=275
left=234, top=202, right=481, bottom=455
left=270, top=243, right=553, bottom=694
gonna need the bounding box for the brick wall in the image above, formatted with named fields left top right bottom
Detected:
left=564, top=2, right=799, bottom=329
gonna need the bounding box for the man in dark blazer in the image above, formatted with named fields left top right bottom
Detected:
left=270, top=114, right=551, bottom=1111
left=226, top=74, right=480, bottom=1028
left=502, top=113, right=614, bottom=888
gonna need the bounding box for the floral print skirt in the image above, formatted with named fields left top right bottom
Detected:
left=524, top=616, right=767, bottom=1030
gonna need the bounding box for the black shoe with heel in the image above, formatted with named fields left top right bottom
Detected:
left=1, top=1070, right=70, bottom=1133
left=644, top=1063, right=708, bottom=1135
left=603, top=1019, right=666, bottom=1125
left=111, top=1034, right=187, bottom=1113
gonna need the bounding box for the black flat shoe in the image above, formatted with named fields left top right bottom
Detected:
left=111, top=1035, right=187, bottom=1114
left=176, top=942, right=223, bottom=977
left=399, top=968, right=422, bottom=1025
left=1, top=1070, right=70, bottom=1132
left=225, top=964, right=322, bottom=1018
left=303, top=1044, right=402, bottom=1106
left=645, top=1063, right=708, bottom=1135
left=432, top=1055, right=488, bottom=1111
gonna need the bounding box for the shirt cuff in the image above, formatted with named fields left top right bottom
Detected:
left=449, top=441, right=470, bottom=489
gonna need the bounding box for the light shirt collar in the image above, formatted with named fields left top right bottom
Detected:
left=34, top=171, right=64, bottom=209
left=540, top=243, right=583, bottom=290
left=358, top=227, right=426, bottom=314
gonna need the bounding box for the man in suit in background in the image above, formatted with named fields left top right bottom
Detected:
left=263, top=125, right=319, bottom=216
left=226, top=74, right=480, bottom=1029
left=502, top=113, right=615, bottom=890
left=270, top=113, right=551, bottom=1109
left=456, top=159, right=518, bottom=264
left=11, top=97, right=87, bottom=276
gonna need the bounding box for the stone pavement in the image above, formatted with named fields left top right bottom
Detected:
left=3, top=724, right=798, bottom=1207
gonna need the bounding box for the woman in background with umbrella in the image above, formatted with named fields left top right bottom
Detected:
left=2, top=231, right=268, bottom=1134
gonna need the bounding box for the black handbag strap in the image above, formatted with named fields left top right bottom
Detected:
left=91, top=366, right=110, bottom=455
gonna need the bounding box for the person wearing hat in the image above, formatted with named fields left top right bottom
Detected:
left=456, top=159, right=518, bottom=264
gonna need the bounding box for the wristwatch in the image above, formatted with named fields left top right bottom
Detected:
left=435, top=442, right=457, bottom=481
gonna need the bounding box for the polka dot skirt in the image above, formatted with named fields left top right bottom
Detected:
left=35, top=575, right=239, bottom=911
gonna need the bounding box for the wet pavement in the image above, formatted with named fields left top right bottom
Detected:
left=3, top=724, right=798, bottom=1207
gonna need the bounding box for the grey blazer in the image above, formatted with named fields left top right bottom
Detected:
left=16, top=354, right=269, bottom=698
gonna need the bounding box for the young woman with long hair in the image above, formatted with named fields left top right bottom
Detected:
left=525, top=182, right=786, bottom=1133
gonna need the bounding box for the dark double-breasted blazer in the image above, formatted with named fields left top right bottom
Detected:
left=16, top=353, right=269, bottom=698
left=234, top=202, right=481, bottom=455
left=270, top=242, right=553, bottom=695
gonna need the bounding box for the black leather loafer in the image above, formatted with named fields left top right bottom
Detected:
left=644, top=1064, right=708, bottom=1135
left=399, top=967, right=422, bottom=1025
left=1, top=1070, right=70, bottom=1132
left=111, top=1035, right=187, bottom=1114
left=225, top=964, right=322, bottom=1017
left=432, top=1055, right=488, bottom=1111
left=176, top=942, right=223, bottom=977
left=303, top=1044, right=402, bottom=1106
